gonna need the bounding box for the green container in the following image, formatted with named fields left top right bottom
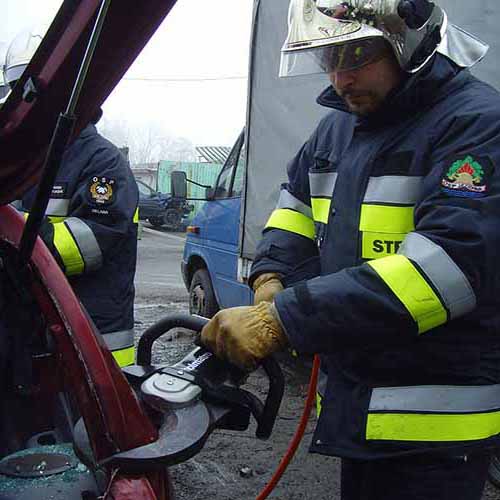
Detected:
left=157, top=161, right=222, bottom=220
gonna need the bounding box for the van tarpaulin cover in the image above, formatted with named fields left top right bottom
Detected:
left=241, top=0, right=328, bottom=260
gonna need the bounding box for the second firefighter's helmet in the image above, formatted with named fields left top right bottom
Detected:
left=3, top=24, right=49, bottom=88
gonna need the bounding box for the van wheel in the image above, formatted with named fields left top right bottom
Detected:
left=489, top=454, right=500, bottom=488
left=189, top=269, right=219, bottom=318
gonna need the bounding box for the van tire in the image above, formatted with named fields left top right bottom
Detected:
left=189, top=269, right=219, bottom=318
left=489, top=454, right=500, bottom=488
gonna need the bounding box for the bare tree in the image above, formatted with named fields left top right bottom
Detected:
left=98, top=118, right=196, bottom=165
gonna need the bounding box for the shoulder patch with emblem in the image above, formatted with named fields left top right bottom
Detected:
left=441, top=155, right=494, bottom=198
left=89, top=176, right=116, bottom=205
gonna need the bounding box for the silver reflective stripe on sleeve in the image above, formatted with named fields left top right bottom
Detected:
left=276, top=190, right=313, bottom=219
left=46, top=198, right=70, bottom=217
left=102, top=329, right=135, bottom=351
left=370, top=384, right=500, bottom=413
left=309, top=172, right=338, bottom=198
left=364, top=176, right=423, bottom=205
left=398, top=232, right=476, bottom=318
left=64, top=217, right=103, bottom=273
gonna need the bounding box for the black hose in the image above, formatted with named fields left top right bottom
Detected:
left=136, top=314, right=208, bottom=365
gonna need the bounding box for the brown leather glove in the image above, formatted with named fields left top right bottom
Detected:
left=200, top=302, right=288, bottom=371
left=252, top=273, right=284, bottom=305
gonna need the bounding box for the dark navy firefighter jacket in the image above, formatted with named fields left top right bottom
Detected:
left=21, top=124, right=139, bottom=367
left=250, top=55, right=500, bottom=460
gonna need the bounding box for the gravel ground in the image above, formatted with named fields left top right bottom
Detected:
left=133, top=296, right=500, bottom=500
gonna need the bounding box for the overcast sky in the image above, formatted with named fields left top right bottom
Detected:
left=2, top=0, right=254, bottom=148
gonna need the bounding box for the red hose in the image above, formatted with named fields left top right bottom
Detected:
left=256, top=354, right=320, bottom=500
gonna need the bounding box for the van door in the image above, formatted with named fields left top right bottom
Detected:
left=203, top=131, right=252, bottom=308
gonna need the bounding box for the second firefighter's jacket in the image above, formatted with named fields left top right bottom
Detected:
left=250, top=56, right=500, bottom=459
left=21, top=124, right=139, bottom=366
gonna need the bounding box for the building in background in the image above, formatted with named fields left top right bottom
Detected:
left=131, top=162, right=160, bottom=190
left=195, top=146, right=231, bottom=164
left=130, top=145, right=232, bottom=222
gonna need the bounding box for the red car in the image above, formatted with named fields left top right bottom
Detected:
left=0, top=2, right=283, bottom=499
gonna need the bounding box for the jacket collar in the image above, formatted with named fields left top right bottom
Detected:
left=316, top=55, right=469, bottom=129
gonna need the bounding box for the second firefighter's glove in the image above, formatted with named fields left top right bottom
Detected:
left=200, top=301, right=288, bottom=371
left=252, top=272, right=284, bottom=304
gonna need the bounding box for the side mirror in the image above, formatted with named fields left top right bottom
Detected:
left=171, top=171, right=187, bottom=199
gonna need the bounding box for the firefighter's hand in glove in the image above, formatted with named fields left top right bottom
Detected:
left=200, top=301, right=288, bottom=371
left=252, top=273, right=284, bottom=304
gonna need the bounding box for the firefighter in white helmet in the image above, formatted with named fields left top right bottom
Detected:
left=201, top=1, right=500, bottom=499
left=4, top=25, right=140, bottom=368
left=3, top=25, right=47, bottom=88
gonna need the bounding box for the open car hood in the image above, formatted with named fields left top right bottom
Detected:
left=0, top=0, right=176, bottom=205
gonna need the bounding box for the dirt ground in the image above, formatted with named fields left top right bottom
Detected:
left=133, top=296, right=500, bottom=500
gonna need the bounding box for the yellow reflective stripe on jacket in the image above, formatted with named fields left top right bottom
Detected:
left=111, top=346, right=135, bottom=367
left=359, top=205, right=415, bottom=233
left=276, top=190, right=313, bottom=219
left=311, top=198, right=331, bottom=224
left=24, top=212, right=65, bottom=224
left=133, top=207, right=139, bottom=223
left=367, top=384, right=500, bottom=442
left=366, top=411, right=500, bottom=442
left=360, top=205, right=415, bottom=259
left=368, top=255, right=447, bottom=333
left=103, top=329, right=135, bottom=367
left=64, top=218, right=102, bottom=273
left=362, top=232, right=407, bottom=259
left=265, top=208, right=315, bottom=241
left=52, top=222, right=85, bottom=276
left=399, top=232, right=476, bottom=319
left=316, top=368, right=327, bottom=418
left=48, top=216, right=66, bottom=223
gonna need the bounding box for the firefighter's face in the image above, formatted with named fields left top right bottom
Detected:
left=329, top=54, right=403, bottom=116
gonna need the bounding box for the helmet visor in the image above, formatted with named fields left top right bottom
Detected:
left=280, top=37, right=391, bottom=77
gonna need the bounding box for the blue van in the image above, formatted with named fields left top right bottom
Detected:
left=181, top=130, right=252, bottom=317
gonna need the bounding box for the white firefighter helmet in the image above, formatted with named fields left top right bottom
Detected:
left=4, top=24, right=49, bottom=88
left=280, top=0, right=489, bottom=77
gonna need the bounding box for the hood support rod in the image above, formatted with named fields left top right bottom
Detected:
left=19, top=0, right=112, bottom=266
